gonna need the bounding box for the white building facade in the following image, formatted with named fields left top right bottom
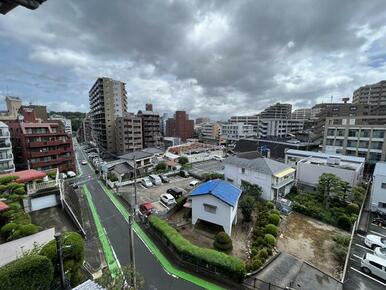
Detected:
left=221, top=123, right=257, bottom=141
left=0, top=121, right=15, bottom=173
left=258, top=119, right=304, bottom=138
left=224, top=153, right=295, bottom=200
left=370, top=162, right=386, bottom=213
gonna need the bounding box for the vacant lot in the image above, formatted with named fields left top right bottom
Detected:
left=277, top=212, right=349, bottom=279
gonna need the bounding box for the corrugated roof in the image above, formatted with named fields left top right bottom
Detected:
left=0, top=169, right=46, bottom=183
left=224, top=155, right=290, bottom=175
left=190, top=179, right=241, bottom=207
left=72, top=280, right=106, bottom=290
left=374, top=162, right=386, bottom=176
left=286, top=149, right=365, bottom=164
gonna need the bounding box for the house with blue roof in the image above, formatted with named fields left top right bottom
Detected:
left=190, top=179, right=241, bottom=235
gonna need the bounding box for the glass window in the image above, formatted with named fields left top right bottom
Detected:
left=203, top=204, right=217, bottom=214
left=381, top=183, right=386, bottom=189
left=360, top=129, right=371, bottom=138
left=327, top=129, right=335, bottom=136
left=335, top=139, right=344, bottom=146
left=337, top=129, right=345, bottom=136
left=369, top=152, right=382, bottom=162
left=370, top=141, right=383, bottom=150
left=241, top=168, right=245, bottom=174
left=348, top=129, right=359, bottom=137
left=347, top=140, right=358, bottom=147
left=326, top=139, right=334, bottom=146
left=358, top=141, right=369, bottom=148
left=373, top=130, right=385, bottom=139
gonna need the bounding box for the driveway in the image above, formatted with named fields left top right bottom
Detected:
left=190, top=160, right=224, bottom=177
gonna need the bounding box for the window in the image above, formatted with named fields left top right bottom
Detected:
left=373, top=130, right=385, bottom=139
left=203, top=203, right=217, bottom=214
left=358, top=141, right=369, bottom=148
left=337, top=129, right=345, bottom=136
left=335, top=139, right=343, bottom=146
left=369, top=261, right=383, bottom=269
left=327, top=129, right=335, bottom=136
left=348, top=129, right=359, bottom=137
left=381, top=183, right=386, bottom=189
left=370, top=141, right=383, bottom=150
left=360, top=129, right=371, bottom=138
left=241, top=168, right=245, bottom=174
left=347, top=140, right=358, bottom=148
left=227, top=178, right=234, bottom=183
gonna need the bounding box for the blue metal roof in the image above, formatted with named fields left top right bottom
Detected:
left=190, top=179, right=241, bottom=207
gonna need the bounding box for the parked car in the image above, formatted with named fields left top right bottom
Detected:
left=160, top=193, right=176, bottom=206
left=166, top=187, right=184, bottom=199
left=159, top=174, right=169, bottom=183
left=189, top=180, right=200, bottom=187
left=361, top=253, right=386, bottom=280
left=374, top=247, right=386, bottom=260
left=59, top=173, right=67, bottom=179
left=149, top=174, right=162, bottom=185
left=67, top=171, right=76, bottom=178
left=179, top=170, right=189, bottom=178
left=139, top=202, right=154, bottom=216
left=81, top=160, right=87, bottom=165
left=141, top=177, right=153, bottom=188
left=365, top=234, right=386, bottom=249
left=213, top=155, right=223, bottom=161
left=372, top=217, right=386, bottom=227
left=72, top=183, right=78, bottom=189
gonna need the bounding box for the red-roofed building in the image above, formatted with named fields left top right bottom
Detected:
left=0, top=169, right=46, bottom=183
left=0, top=201, right=9, bottom=212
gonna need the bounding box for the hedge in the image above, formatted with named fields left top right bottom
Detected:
left=149, top=215, right=245, bottom=282
left=268, top=214, right=280, bottom=226
left=264, top=234, right=276, bottom=246
left=0, top=255, right=53, bottom=290
left=264, top=224, right=278, bottom=237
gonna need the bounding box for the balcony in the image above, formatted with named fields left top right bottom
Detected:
left=28, top=139, right=71, bottom=148
left=29, top=148, right=70, bottom=158
left=0, top=131, right=10, bottom=138
left=26, top=168, right=59, bottom=195
left=0, top=142, right=11, bottom=149
left=0, top=153, right=13, bottom=161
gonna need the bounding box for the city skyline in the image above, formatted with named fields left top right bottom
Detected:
left=1, top=1, right=386, bottom=120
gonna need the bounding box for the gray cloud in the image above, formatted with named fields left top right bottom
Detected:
left=0, top=0, right=386, bottom=120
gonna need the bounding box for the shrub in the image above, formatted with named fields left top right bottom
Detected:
left=346, top=203, right=359, bottom=215
left=251, top=257, right=263, bottom=271
left=149, top=215, right=245, bottom=281
left=265, top=201, right=275, bottom=210
left=0, top=223, right=17, bottom=239
left=264, top=234, right=276, bottom=247
left=202, top=173, right=224, bottom=181
left=270, top=209, right=280, bottom=216
left=268, top=214, right=280, bottom=226
left=258, top=248, right=268, bottom=260
left=155, top=162, right=167, bottom=172
left=213, top=231, right=233, bottom=253
left=178, top=156, right=189, bottom=165
left=289, top=185, right=298, bottom=195
left=0, top=176, right=18, bottom=185
left=13, top=187, right=26, bottom=195
left=0, top=255, right=53, bottom=290
left=333, top=234, right=350, bottom=247
left=239, top=195, right=255, bottom=222
left=332, top=245, right=347, bottom=264
left=337, top=215, right=352, bottom=231
left=47, top=170, right=57, bottom=179
left=40, top=232, right=85, bottom=286
left=264, top=224, right=278, bottom=237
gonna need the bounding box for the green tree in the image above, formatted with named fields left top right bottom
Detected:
left=317, top=173, right=345, bottom=208
left=213, top=231, right=233, bottom=253
left=289, top=185, right=298, bottom=195
left=239, top=195, right=255, bottom=222
left=352, top=186, right=366, bottom=206
left=155, top=162, right=167, bottom=172
left=178, top=156, right=189, bottom=165
left=97, top=265, right=144, bottom=290
left=241, top=181, right=262, bottom=200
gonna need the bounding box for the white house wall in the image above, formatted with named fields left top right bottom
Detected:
left=224, top=164, right=273, bottom=200
left=370, top=173, right=386, bottom=213
left=191, top=194, right=234, bottom=235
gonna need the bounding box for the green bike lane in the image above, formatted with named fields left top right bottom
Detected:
left=78, top=167, right=222, bottom=289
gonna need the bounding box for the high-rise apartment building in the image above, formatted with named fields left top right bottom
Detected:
left=259, top=103, right=292, bottom=119
left=291, top=108, right=311, bottom=120
left=115, top=113, right=143, bottom=155
left=77, top=113, right=92, bottom=143
left=8, top=121, right=76, bottom=172
left=0, top=121, right=15, bottom=174
left=160, top=113, right=168, bottom=136
left=323, top=116, right=386, bottom=164
left=137, top=104, right=162, bottom=148
left=353, top=80, right=386, bottom=105
left=89, top=77, right=127, bottom=152
left=49, top=114, right=72, bottom=135
left=166, top=111, right=194, bottom=140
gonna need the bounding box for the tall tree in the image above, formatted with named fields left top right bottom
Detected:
left=316, top=173, right=344, bottom=208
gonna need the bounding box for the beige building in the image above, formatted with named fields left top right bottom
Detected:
left=323, top=116, right=386, bottom=164
left=0, top=96, right=22, bottom=120
left=89, top=77, right=127, bottom=152
left=201, top=122, right=221, bottom=140
left=353, top=80, right=386, bottom=105
left=115, top=113, right=143, bottom=155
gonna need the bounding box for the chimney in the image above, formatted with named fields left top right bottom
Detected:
left=145, top=103, right=153, bottom=111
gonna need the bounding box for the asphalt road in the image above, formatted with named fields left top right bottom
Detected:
left=74, top=145, right=203, bottom=290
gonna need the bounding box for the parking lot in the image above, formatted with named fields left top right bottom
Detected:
left=344, top=213, right=386, bottom=290
left=190, top=160, right=224, bottom=177
left=120, top=175, right=197, bottom=215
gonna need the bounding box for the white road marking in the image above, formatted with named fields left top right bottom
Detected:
left=353, top=254, right=363, bottom=260
left=354, top=243, right=373, bottom=252
left=357, top=234, right=366, bottom=239
left=370, top=230, right=386, bottom=238
left=350, top=267, right=386, bottom=287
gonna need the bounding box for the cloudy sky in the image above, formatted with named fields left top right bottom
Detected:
left=1, top=0, right=386, bottom=120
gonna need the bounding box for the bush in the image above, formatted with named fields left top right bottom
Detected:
left=264, top=224, right=278, bottom=237
left=40, top=232, right=85, bottom=286
left=264, top=234, right=276, bottom=247
left=270, top=209, right=280, bottom=216
left=268, top=214, right=280, bottom=226
left=213, top=231, right=233, bottom=253
left=0, top=176, right=18, bottom=185
left=289, top=185, right=298, bottom=195
left=239, top=195, right=255, bottom=222
left=333, top=234, right=350, bottom=247
left=251, top=257, right=263, bottom=271
left=155, top=162, right=167, bottom=172
left=258, top=248, right=268, bottom=260
left=265, top=201, right=275, bottom=210
left=0, top=255, right=53, bottom=290
left=346, top=203, right=359, bottom=215
left=0, top=223, right=17, bottom=239
left=149, top=215, right=245, bottom=281
left=337, top=215, right=352, bottom=231
left=178, top=156, right=189, bottom=165
left=202, top=173, right=224, bottom=181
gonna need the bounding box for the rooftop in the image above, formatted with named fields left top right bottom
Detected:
left=190, top=179, right=241, bottom=207
left=299, top=157, right=361, bottom=171
left=0, top=169, right=46, bottom=183
left=119, top=150, right=153, bottom=160
left=286, top=149, right=365, bottom=164
left=168, top=142, right=221, bottom=155
left=374, top=162, right=386, bottom=176
left=0, top=201, right=9, bottom=212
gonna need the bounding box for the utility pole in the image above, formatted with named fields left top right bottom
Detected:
left=54, top=233, right=66, bottom=290
left=128, top=153, right=137, bottom=287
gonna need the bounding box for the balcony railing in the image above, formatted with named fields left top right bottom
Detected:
left=26, top=168, right=59, bottom=194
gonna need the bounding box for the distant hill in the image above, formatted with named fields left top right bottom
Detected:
left=49, top=111, right=86, bottom=132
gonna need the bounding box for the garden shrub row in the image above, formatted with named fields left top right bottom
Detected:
left=247, top=201, right=279, bottom=272
left=0, top=255, right=53, bottom=290
left=148, top=215, right=246, bottom=282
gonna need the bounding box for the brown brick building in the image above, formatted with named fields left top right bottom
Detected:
left=166, top=111, right=194, bottom=140
left=137, top=104, right=162, bottom=148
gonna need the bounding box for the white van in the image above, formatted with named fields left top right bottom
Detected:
left=361, top=253, right=386, bottom=280
left=189, top=180, right=200, bottom=187
left=149, top=174, right=162, bottom=185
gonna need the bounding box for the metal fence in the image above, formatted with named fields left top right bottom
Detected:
left=243, top=277, right=287, bottom=290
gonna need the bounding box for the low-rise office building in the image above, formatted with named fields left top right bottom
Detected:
left=285, top=149, right=365, bottom=188
left=166, top=142, right=224, bottom=163
left=115, top=112, right=143, bottom=155
left=221, top=123, right=257, bottom=142
left=258, top=119, right=304, bottom=138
